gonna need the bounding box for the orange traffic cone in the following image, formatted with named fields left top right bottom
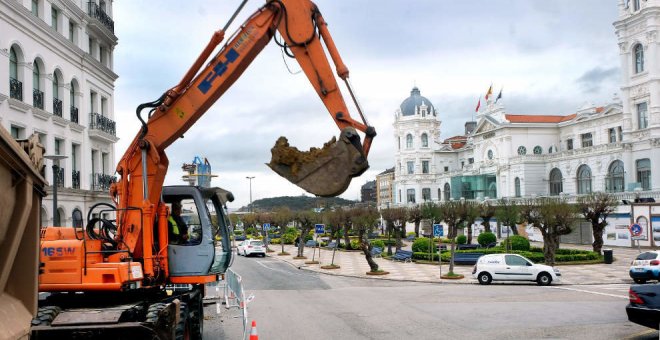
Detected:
left=249, top=320, right=259, bottom=340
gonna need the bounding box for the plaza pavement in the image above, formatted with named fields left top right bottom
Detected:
left=265, top=242, right=654, bottom=285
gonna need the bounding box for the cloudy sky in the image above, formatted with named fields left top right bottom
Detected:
left=112, top=1, right=621, bottom=209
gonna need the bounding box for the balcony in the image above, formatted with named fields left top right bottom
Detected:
left=87, top=2, right=114, bottom=33
left=70, top=106, right=79, bottom=124
left=9, top=78, right=22, bottom=101
left=89, top=112, right=118, bottom=142
left=72, top=170, right=80, bottom=189
left=53, top=98, right=63, bottom=117
left=92, top=173, right=115, bottom=191
left=54, top=167, right=65, bottom=188
left=33, top=89, right=44, bottom=109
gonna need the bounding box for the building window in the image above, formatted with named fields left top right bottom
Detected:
left=577, top=165, right=592, bottom=195
left=608, top=128, right=617, bottom=143
left=51, top=7, right=58, bottom=31
left=487, top=150, right=493, bottom=160
left=634, top=43, right=644, bottom=73
left=567, top=139, right=573, bottom=150
left=633, top=0, right=641, bottom=11
left=468, top=158, right=474, bottom=164
left=637, top=102, right=648, bottom=129
left=422, top=188, right=431, bottom=201
left=618, top=126, right=623, bottom=141
left=406, top=134, right=413, bottom=149
left=637, top=158, right=651, bottom=190
left=606, top=160, right=624, bottom=193
left=437, top=188, right=441, bottom=201
left=421, top=133, right=428, bottom=147
left=581, top=133, right=593, bottom=148
left=54, top=138, right=63, bottom=155
left=443, top=183, right=451, bottom=201
left=533, top=146, right=542, bottom=155
left=422, top=160, right=429, bottom=174
left=398, top=190, right=401, bottom=203
left=517, top=146, right=527, bottom=155
left=31, top=0, right=38, bottom=16
left=407, top=189, right=415, bottom=203
left=10, top=125, right=24, bottom=139
left=514, top=177, right=521, bottom=197
left=33, top=62, right=40, bottom=91
left=398, top=137, right=401, bottom=150
left=549, top=168, right=563, bottom=196
left=444, top=166, right=449, bottom=172
left=407, top=161, right=414, bottom=175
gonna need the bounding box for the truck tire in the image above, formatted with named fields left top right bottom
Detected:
left=145, top=302, right=168, bottom=325
left=189, top=292, right=204, bottom=340
left=31, top=306, right=62, bottom=326
left=175, top=302, right=190, bottom=340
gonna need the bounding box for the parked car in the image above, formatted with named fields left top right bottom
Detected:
left=627, top=283, right=660, bottom=330
left=629, top=251, right=660, bottom=284
left=472, top=253, right=561, bottom=286
left=237, top=239, right=266, bottom=257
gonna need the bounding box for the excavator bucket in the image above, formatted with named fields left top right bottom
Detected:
left=268, top=128, right=369, bottom=197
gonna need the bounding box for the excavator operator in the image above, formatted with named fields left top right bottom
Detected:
left=168, top=202, right=189, bottom=244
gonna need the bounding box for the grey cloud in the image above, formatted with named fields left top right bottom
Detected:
left=576, top=67, right=619, bottom=94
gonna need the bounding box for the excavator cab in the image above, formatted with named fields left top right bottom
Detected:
left=163, top=186, right=233, bottom=278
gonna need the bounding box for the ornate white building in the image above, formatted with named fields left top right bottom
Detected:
left=389, top=0, right=660, bottom=247
left=0, top=0, right=118, bottom=226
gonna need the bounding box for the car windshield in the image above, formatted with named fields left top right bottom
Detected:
left=251, top=241, right=264, bottom=246
left=636, top=252, right=658, bottom=260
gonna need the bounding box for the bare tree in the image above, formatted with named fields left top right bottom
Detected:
left=463, top=201, right=479, bottom=244
left=351, top=207, right=381, bottom=272
left=407, top=205, right=423, bottom=238
left=495, top=198, right=520, bottom=237
left=577, top=192, right=618, bottom=255
left=439, top=200, right=465, bottom=275
left=479, top=200, right=496, bottom=233
left=272, top=207, right=292, bottom=254
left=294, top=210, right=318, bottom=258
left=519, top=197, right=576, bottom=265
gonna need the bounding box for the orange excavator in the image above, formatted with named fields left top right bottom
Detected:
left=31, top=0, right=375, bottom=338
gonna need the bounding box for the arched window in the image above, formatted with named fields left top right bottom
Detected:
left=549, top=168, right=563, bottom=196
left=52, top=73, right=59, bottom=99
left=634, top=43, right=644, bottom=73
left=33, top=61, right=40, bottom=91
left=517, top=146, right=527, bottom=155
left=9, top=47, right=22, bottom=101
left=487, top=149, right=493, bottom=160
left=514, top=177, right=521, bottom=197
left=406, top=134, right=413, bottom=149
left=443, top=183, right=451, bottom=201
left=33, top=61, right=44, bottom=109
left=606, top=160, right=624, bottom=193
left=421, top=133, right=428, bottom=147
left=533, top=146, right=542, bottom=155
left=72, top=208, right=83, bottom=228
left=397, top=136, right=401, bottom=150
left=577, top=165, right=592, bottom=195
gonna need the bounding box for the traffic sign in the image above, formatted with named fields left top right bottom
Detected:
left=263, top=223, right=270, bottom=231
left=630, top=223, right=643, bottom=237
left=433, top=224, right=444, bottom=237
left=315, top=224, right=325, bottom=234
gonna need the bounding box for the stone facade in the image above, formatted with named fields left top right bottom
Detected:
left=0, top=0, right=118, bottom=226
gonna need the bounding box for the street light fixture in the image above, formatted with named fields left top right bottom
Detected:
left=44, top=154, right=68, bottom=227
left=246, top=176, right=255, bottom=212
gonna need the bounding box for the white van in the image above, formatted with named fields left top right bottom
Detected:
left=472, top=254, right=561, bottom=286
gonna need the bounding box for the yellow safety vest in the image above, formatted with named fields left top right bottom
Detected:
left=168, top=216, right=180, bottom=235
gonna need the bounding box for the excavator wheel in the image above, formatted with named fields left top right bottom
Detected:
left=175, top=302, right=191, bottom=340
left=189, top=289, right=204, bottom=340
left=268, top=127, right=369, bottom=197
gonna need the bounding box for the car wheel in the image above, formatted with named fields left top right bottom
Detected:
left=537, top=272, right=552, bottom=286
left=478, top=272, right=492, bottom=285
left=634, top=278, right=647, bottom=284
left=244, top=250, right=248, bottom=257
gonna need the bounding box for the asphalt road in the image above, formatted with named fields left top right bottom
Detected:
left=204, top=254, right=658, bottom=340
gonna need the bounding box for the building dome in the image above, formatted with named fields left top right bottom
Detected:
left=399, top=87, right=436, bottom=116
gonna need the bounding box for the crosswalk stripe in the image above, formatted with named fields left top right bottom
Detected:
left=550, top=286, right=628, bottom=299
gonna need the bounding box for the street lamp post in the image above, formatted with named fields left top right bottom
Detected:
left=246, top=176, right=255, bottom=212
left=44, top=154, right=68, bottom=227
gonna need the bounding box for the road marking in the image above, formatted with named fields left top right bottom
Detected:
left=254, top=258, right=309, bottom=276
left=550, top=286, right=628, bottom=299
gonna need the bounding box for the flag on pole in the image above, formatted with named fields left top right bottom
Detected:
left=495, top=88, right=503, bottom=103
left=475, top=98, right=481, bottom=112
left=485, top=85, right=493, bottom=100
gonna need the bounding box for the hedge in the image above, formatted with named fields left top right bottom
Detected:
left=412, top=248, right=599, bottom=263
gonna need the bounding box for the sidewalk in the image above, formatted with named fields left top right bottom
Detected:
left=266, top=243, right=650, bottom=285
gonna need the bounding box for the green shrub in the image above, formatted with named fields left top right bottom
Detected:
left=350, top=239, right=361, bottom=250
left=412, top=252, right=441, bottom=261
left=504, top=235, right=530, bottom=251
left=370, top=239, right=385, bottom=249
left=285, top=227, right=297, bottom=235
left=456, top=235, right=467, bottom=245
left=270, top=238, right=281, bottom=244
left=477, top=232, right=497, bottom=247
left=439, top=238, right=451, bottom=243
left=412, top=238, right=433, bottom=253
left=234, top=230, right=244, bottom=235
left=245, top=226, right=257, bottom=235
left=281, top=233, right=296, bottom=245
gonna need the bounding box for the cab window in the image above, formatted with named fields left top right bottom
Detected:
left=165, top=196, right=202, bottom=246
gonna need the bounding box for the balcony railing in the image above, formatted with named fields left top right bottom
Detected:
left=53, top=98, right=63, bottom=117
left=33, top=89, right=44, bottom=109
left=87, top=2, right=114, bottom=33
left=9, top=78, right=22, bottom=101
left=54, top=167, right=65, bottom=188
left=70, top=106, right=79, bottom=124
left=89, top=112, right=116, bottom=136
left=92, top=173, right=115, bottom=191
left=72, top=170, right=80, bottom=189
